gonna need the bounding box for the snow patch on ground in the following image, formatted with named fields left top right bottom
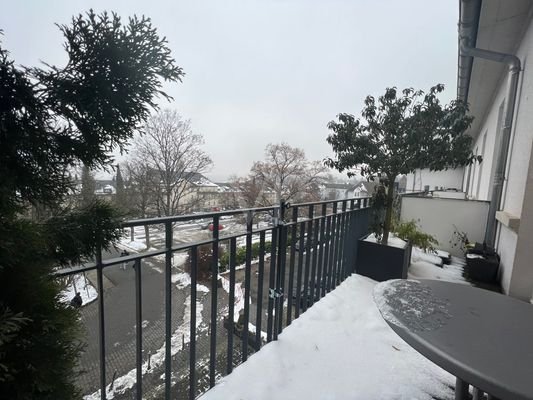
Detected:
left=411, top=247, right=443, bottom=266
left=219, top=276, right=245, bottom=322
left=119, top=239, right=147, bottom=252
left=199, top=274, right=455, bottom=400
left=84, top=294, right=206, bottom=400
left=408, top=247, right=468, bottom=285
left=172, top=272, right=191, bottom=289
left=247, top=323, right=268, bottom=342
left=59, top=274, right=98, bottom=306
left=409, top=261, right=469, bottom=284
left=174, top=252, right=189, bottom=267
left=172, top=272, right=210, bottom=293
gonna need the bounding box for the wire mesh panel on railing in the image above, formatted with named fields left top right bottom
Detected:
left=54, top=198, right=370, bottom=400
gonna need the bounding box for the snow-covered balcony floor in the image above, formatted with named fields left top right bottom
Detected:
left=200, top=274, right=455, bottom=400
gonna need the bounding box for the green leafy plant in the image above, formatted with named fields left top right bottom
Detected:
left=219, top=241, right=273, bottom=269
left=326, top=85, right=479, bottom=244
left=0, top=10, right=182, bottom=399
left=394, top=220, right=438, bottom=252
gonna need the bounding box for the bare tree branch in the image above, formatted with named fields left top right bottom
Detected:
left=128, top=109, right=212, bottom=216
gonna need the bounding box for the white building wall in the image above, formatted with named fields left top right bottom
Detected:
left=466, top=17, right=533, bottom=297
left=405, top=168, right=464, bottom=193
left=509, top=143, right=533, bottom=300
left=497, top=225, right=518, bottom=297
left=400, top=196, right=489, bottom=257
left=464, top=101, right=505, bottom=201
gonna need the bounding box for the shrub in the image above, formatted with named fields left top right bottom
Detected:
left=219, top=241, right=272, bottom=268
left=394, top=220, right=438, bottom=252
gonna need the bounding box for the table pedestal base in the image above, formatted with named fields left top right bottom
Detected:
left=455, top=378, right=500, bottom=400
left=455, top=378, right=469, bottom=400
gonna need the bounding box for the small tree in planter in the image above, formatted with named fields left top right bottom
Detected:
left=326, top=85, right=478, bottom=244
left=326, top=85, right=478, bottom=280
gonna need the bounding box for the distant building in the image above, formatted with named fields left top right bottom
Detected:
left=352, top=181, right=378, bottom=198
left=320, top=183, right=353, bottom=200
left=180, top=172, right=221, bottom=211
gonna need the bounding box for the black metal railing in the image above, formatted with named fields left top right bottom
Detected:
left=56, top=197, right=371, bottom=400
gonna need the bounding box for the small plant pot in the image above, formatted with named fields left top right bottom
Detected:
left=465, top=253, right=499, bottom=284
left=355, top=234, right=411, bottom=282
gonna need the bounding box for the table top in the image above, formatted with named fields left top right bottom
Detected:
left=374, top=279, right=533, bottom=400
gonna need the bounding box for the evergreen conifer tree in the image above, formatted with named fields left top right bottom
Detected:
left=0, top=10, right=183, bottom=398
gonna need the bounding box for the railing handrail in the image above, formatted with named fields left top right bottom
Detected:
left=121, top=196, right=371, bottom=227
left=55, top=197, right=371, bottom=277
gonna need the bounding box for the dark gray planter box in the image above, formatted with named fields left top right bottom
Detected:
left=355, top=234, right=411, bottom=282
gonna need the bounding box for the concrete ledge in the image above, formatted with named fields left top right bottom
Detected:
left=496, top=211, right=520, bottom=233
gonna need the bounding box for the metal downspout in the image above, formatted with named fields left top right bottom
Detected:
left=459, top=42, right=521, bottom=247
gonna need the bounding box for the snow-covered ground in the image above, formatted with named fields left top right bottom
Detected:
left=199, top=274, right=455, bottom=400
left=409, top=247, right=468, bottom=285
left=59, top=273, right=98, bottom=307
left=172, top=271, right=210, bottom=293
left=219, top=275, right=245, bottom=322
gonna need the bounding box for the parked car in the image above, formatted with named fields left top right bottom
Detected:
left=208, top=223, right=224, bottom=231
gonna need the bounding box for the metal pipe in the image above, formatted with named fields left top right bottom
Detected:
left=459, top=0, right=521, bottom=247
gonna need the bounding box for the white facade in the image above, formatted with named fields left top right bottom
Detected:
left=458, top=1, right=533, bottom=299
left=401, top=196, right=489, bottom=257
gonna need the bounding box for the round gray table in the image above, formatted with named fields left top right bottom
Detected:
left=373, top=279, right=533, bottom=400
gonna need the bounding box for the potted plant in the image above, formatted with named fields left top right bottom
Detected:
left=326, top=85, right=479, bottom=281
left=450, top=226, right=499, bottom=284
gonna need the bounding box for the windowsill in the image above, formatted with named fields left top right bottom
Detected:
left=496, top=211, right=520, bottom=233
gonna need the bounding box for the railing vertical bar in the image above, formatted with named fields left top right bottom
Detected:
left=189, top=247, right=198, bottom=400
left=96, top=245, right=107, bottom=400
left=286, top=207, right=298, bottom=326
left=274, top=200, right=287, bottom=337
left=308, top=207, right=320, bottom=307
left=134, top=258, right=143, bottom=400
left=324, top=214, right=333, bottom=293
left=226, top=238, right=237, bottom=374
left=209, top=215, right=219, bottom=387
left=338, top=201, right=348, bottom=282
left=267, top=209, right=278, bottom=342
left=317, top=203, right=327, bottom=298
left=255, top=231, right=266, bottom=350
left=347, top=199, right=357, bottom=275
left=333, top=202, right=342, bottom=287
left=164, top=221, right=173, bottom=400
left=294, top=221, right=305, bottom=318
left=337, top=200, right=347, bottom=284
left=345, top=201, right=352, bottom=278
left=329, top=202, right=339, bottom=290
left=302, top=205, right=314, bottom=313
left=242, top=211, right=253, bottom=361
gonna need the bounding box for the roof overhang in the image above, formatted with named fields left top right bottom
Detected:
left=457, top=0, right=532, bottom=137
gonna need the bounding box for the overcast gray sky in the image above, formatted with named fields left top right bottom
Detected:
left=1, top=0, right=458, bottom=182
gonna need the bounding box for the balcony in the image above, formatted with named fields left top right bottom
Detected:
left=57, top=198, right=374, bottom=399
left=199, top=273, right=456, bottom=400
